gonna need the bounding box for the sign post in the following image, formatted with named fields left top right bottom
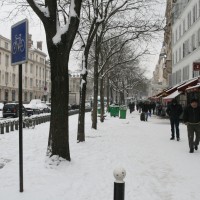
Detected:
left=11, top=19, right=28, bottom=193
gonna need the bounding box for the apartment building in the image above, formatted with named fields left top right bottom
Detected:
left=172, top=0, right=200, bottom=86
left=0, top=34, right=51, bottom=103
left=69, top=70, right=81, bottom=105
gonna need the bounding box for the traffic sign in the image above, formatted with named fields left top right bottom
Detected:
left=11, top=19, right=28, bottom=65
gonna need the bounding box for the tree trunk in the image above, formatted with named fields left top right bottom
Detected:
left=47, top=50, right=70, bottom=160
left=106, top=76, right=110, bottom=111
left=92, top=61, right=98, bottom=129
left=77, top=53, right=88, bottom=142
left=100, top=77, right=105, bottom=122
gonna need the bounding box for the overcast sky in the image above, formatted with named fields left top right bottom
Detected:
left=0, top=1, right=166, bottom=78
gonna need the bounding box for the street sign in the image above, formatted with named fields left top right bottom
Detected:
left=11, top=19, right=28, bottom=65
left=11, top=18, right=29, bottom=193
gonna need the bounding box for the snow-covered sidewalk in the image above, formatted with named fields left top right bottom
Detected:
left=0, top=111, right=199, bottom=200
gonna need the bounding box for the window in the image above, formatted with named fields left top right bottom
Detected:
left=199, top=0, right=200, bottom=17
left=30, top=92, right=33, bottom=100
left=179, top=47, right=181, bottom=61
left=179, top=25, right=181, bottom=38
left=188, top=11, right=192, bottom=28
left=5, top=72, right=9, bottom=85
left=25, top=77, right=27, bottom=88
left=183, top=66, right=189, bottom=81
left=4, top=90, right=8, bottom=101
left=176, top=70, right=181, bottom=84
left=40, top=57, right=44, bottom=64
left=24, top=92, right=27, bottom=102
left=0, top=71, right=1, bottom=83
left=36, top=65, right=38, bottom=76
left=4, top=42, right=8, bottom=49
left=183, top=39, right=189, bottom=57
left=12, top=74, right=15, bottom=86
left=12, top=90, right=15, bottom=101
left=183, top=19, right=186, bottom=33
left=25, top=63, right=27, bottom=73
left=198, top=29, right=200, bottom=46
left=30, top=63, right=33, bottom=74
left=176, top=50, right=178, bottom=63
left=5, top=54, right=9, bottom=67
left=192, top=34, right=196, bottom=51
left=39, top=67, right=41, bottom=78
left=0, top=52, right=1, bottom=64
left=30, top=78, right=33, bottom=88
left=193, top=5, right=197, bottom=23
left=175, top=29, right=178, bottom=41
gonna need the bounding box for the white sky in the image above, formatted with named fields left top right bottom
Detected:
left=0, top=111, right=199, bottom=200
left=0, top=1, right=166, bottom=78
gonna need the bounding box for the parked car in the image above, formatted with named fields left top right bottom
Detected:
left=25, top=104, right=40, bottom=114
left=0, top=103, right=4, bottom=111
left=71, top=104, right=79, bottom=110
left=3, top=103, right=25, bottom=118
left=23, top=104, right=34, bottom=116
left=36, top=103, right=51, bottom=113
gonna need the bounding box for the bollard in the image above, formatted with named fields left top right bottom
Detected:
left=0, top=124, right=3, bottom=134
left=6, top=122, right=9, bottom=133
left=11, top=121, right=14, bottom=131
left=1, top=123, right=4, bottom=134
left=15, top=121, right=19, bottom=130
left=113, top=167, right=126, bottom=200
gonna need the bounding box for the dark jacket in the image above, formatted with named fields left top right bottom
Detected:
left=142, top=103, right=149, bottom=113
left=166, top=103, right=183, bottom=119
left=183, top=105, right=200, bottom=123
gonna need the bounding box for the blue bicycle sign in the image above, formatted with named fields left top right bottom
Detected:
left=12, top=34, right=25, bottom=54
left=11, top=19, right=28, bottom=65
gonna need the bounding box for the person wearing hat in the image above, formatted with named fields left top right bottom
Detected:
left=183, top=98, right=200, bottom=153
left=166, top=98, right=183, bottom=141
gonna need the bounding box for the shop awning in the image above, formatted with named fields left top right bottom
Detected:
left=186, top=83, right=200, bottom=92
left=163, top=90, right=182, bottom=102
left=177, top=77, right=198, bottom=92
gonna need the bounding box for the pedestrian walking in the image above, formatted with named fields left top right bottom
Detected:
left=141, top=101, right=149, bottom=121
left=183, top=98, right=200, bottom=153
left=166, top=98, right=183, bottom=141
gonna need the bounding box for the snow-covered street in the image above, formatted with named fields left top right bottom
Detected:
left=0, top=110, right=199, bottom=200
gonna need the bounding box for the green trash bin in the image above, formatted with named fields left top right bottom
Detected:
left=98, top=108, right=101, bottom=114
left=110, top=105, right=119, bottom=117
left=119, top=106, right=127, bottom=119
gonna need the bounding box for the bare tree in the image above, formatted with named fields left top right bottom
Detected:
left=24, top=0, right=83, bottom=161
left=87, top=0, right=164, bottom=129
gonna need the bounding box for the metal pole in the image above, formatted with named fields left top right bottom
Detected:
left=113, top=167, right=126, bottom=200
left=19, top=64, right=23, bottom=192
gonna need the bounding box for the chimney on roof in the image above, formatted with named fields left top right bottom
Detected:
left=37, top=41, right=42, bottom=50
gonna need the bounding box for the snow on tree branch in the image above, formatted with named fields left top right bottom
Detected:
left=34, top=1, right=50, bottom=17
left=52, top=0, right=78, bottom=44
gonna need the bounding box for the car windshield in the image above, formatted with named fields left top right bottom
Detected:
left=4, top=104, right=16, bottom=108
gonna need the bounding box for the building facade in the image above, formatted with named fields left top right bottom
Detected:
left=172, top=0, right=200, bottom=86
left=163, top=0, right=173, bottom=85
left=0, top=34, right=51, bottom=103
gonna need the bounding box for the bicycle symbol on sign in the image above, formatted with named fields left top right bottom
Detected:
left=12, top=34, right=25, bottom=54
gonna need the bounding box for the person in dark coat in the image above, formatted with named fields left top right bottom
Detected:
left=183, top=98, right=200, bottom=153
left=141, top=101, right=149, bottom=121
left=166, top=98, right=183, bottom=141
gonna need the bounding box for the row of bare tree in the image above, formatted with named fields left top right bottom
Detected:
left=1, top=0, right=164, bottom=162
